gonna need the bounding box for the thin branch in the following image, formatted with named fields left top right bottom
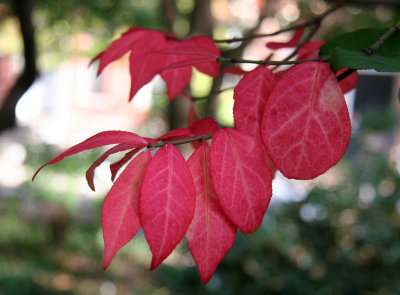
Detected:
left=214, top=0, right=351, bottom=44
left=337, top=19, right=400, bottom=81
left=362, top=19, right=400, bottom=55
left=148, top=133, right=214, bottom=148
left=217, top=57, right=322, bottom=66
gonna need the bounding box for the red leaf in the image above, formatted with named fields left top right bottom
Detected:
left=128, top=31, right=167, bottom=100
left=187, top=143, right=236, bottom=284
left=32, top=131, right=148, bottom=181
left=189, top=118, right=219, bottom=149
left=223, top=67, right=248, bottom=75
left=297, top=40, right=325, bottom=60
left=91, top=28, right=149, bottom=75
left=261, top=62, right=351, bottom=179
left=187, top=104, right=198, bottom=128
left=336, top=68, right=359, bottom=94
left=233, top=66, right=276, bottom=139
left=210, top=128, right=272, bottom=234
left=86, top=142, right=146, bottom=191
left=102, top=150, right=152, bottom=270
left=156, top=128, right=193, bottom=142
left=266, top=28, right=304, bottom=49
left=110, top=148, right=142, bottom=182
left=160, top=39, right=193, bottom=101
left=189, top=118, right=219, bottom=136
left=184, top=36, right=221, bottom=77
left=161, top=66, right=192, bottom=101
left=233, top=66, right=277, bottom=175
left=140, top=143, right=196, bottom=270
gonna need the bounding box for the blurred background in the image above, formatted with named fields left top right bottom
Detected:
left=1, top=0, right=400, bottom=294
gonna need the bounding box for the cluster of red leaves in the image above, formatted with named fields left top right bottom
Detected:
left=33, top=28, right=357, bottom=284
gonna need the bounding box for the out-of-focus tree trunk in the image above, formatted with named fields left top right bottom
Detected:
left=161, top=0, right=177, bottom=32
left=0, top=0, right=38, bottom=132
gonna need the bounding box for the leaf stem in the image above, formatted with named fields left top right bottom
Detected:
left=217, top=57, right=320, bottom=66
left=148, top=133, right=214, bottom=148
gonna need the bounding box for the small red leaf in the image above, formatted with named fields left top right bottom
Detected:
left=184, top=36, right=221, bottom=77
left=336, top=68, right=359, bottom=94
left=110, top=148, right=142, bottom=182
left=161, top=66, right=192, bottom=101
left=266, top=28, right=304, bottom=49
left=189, top=118, right=219, bottom=149
left=141, top=143, right=196, bottom=270
left=128, top=31, right=167, bottom=100
left=160, top=39, right=193, bottom=101
left=223, top=67, right=248, bottom=75
left=91, top=28, right=148, bottom=75
left=297, top=40, right=325, bottom=60
left=102, top=150, right=152, bottom=270
left=33, top=131, right=148, bottom=181
left=210, top=128, right=272, bottom=234
left=187, top=143, right=236, bottom=284
left=261, top=62, right=351, bottom=179
left=188, top=104, right=198, bottom=128
left=189, top=118, right=219, bottom=136
left=86, top=142, right=146, bottom=191
left=156, top=128, right=193, bottom=142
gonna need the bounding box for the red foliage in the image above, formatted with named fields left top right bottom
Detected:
left=33, top=27, right=355, bottom=284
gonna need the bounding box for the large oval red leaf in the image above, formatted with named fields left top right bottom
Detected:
left=140, top=144, right=196, bottom=270
left=261, top=62, right=351, bottom=179
left=186, top=143, right=236, bottom=284
left=32, top=131, right=148, bottom=181
left=210, top=128, right=272, bottom=234
left=102, top=150, right=152, bottom=270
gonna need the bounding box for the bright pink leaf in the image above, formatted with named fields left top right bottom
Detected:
left=189, top=118, right=219, bottom=149
left=189, top=118, right=219, bottom=136
left=336, top=68, right=359, bottom=94
left=261, top=62, right=351, bottom=179
left=210, top=128, right=272, bottom=234
left=160, top=39, right=193, bottom=101
left=91, top=28, right=148, bottom=75
left=184, top=36, right=221, bottom=77
left=128, top=32, right=167, bottom=100
left=266, top=28, right=304, bottom=49
left=187, top=143, right=236, bottom=284
left=297, top=40, right=325, bottom=60
left=32, top=131, right=148, bottom=181
left=86, top=142, right=147, bottom=191
left=110, top=148, right=142, bottom=182
left=102, top=150, right=152, bottom=270
left=161, top=66, right=192, bottom=101
left=156, top=128, right=193, bottom=142
left=140, top=143, right=196, bottom=270
left=233, top=66, right=277, bottom=175
left=233, top=66, right=276, bottom=138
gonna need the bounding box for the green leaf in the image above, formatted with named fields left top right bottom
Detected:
left=320, top=27, right=400, bottom=60
left=330, top=47, right=400, bottom=72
